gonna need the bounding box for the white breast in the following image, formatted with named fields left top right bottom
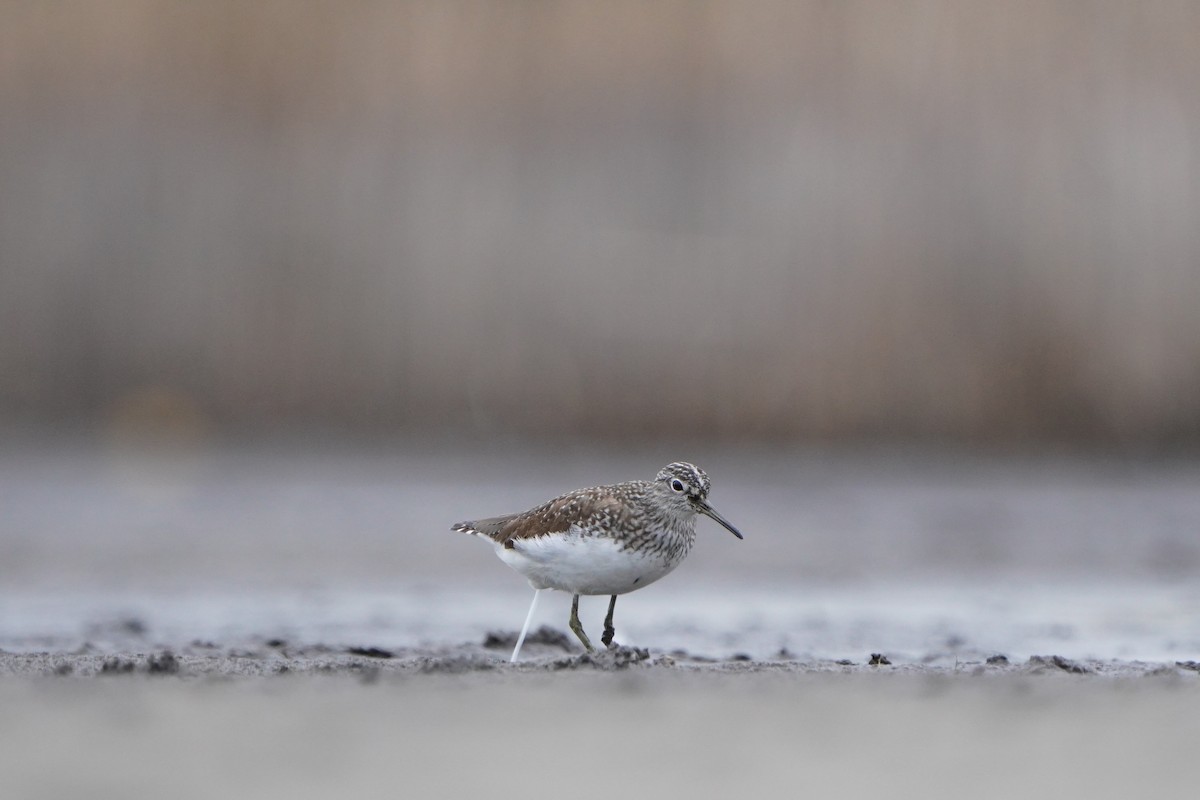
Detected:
left=492, top=526, right=680, bottom=596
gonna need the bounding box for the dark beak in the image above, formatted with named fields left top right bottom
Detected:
left=697, top=500, right=744, bottom=539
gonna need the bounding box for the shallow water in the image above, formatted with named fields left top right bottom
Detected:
left=2, top=580, right=1198, bottom=664
left=2, top=436, right=1198, bottom=662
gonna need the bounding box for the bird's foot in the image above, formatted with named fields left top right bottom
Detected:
left=568, top=594, right=595, bottom=653
left=571, top=625, right=595, bottom=653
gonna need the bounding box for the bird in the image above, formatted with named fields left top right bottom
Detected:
left=451, top=462, right=743, bottom=662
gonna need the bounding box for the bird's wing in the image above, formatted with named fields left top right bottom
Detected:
left=451, top=514, right=520, bottom=541
left=453, top=491, right=632, bottom=550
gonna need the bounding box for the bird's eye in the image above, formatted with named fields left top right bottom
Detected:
left=671, top=479, right=686, bottom=493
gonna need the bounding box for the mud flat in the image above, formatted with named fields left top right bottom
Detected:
left=2, top=639, right=1199, bottom=800
left=3, top=444, right=1199, bottom=796
left=2, top=632, right=1199, bottom=679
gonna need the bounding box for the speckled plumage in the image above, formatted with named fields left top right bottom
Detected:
left=452, top=462, right=743, bottom=660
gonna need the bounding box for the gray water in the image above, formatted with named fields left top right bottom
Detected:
left=2, top=436, right=1198, bottom=661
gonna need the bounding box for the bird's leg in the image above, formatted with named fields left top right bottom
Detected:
left=568, top=594, right=594, bottom=653
left=510, top=588, right=541, bottom=663
left=602, top=594, right=618, bottom=649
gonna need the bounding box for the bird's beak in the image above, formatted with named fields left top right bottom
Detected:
left=697, top=500, right=744, bottom=539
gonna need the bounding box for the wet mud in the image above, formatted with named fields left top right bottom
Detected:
left=3, top=628, right=1195, bottom=681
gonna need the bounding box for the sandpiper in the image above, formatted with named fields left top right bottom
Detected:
left=452, top=462, right=743, bottom=662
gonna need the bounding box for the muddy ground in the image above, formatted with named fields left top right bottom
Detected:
left=4, top=626, right=1199, bottom=679
left=3, top=441, right=1199, bottom=797
left=2, top=639, right=1199, bottom=800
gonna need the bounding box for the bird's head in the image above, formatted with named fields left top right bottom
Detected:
left=655, top=462, right=743, bottom=539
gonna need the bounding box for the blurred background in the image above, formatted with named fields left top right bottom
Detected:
left=1, top=2, right=1198, bottom=655
left=4, top=0, right=1199, bottom=444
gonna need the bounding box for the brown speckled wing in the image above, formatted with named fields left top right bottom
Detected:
left=453, top=488, right=631, bottom=550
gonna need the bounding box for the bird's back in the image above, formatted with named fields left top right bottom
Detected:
left=452, top=480, right=650, bottom=550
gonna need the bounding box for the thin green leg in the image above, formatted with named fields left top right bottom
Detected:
left=568, top=594, right=594, bottom=653
left=602, top=594, right=618, bottom=648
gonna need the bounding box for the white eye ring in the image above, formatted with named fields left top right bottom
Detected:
left=670, top=479, right=686, bottom=493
